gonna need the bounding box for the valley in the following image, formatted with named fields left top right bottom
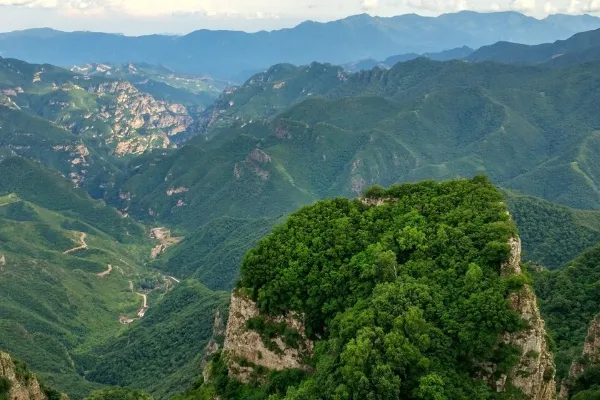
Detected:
left=3, top=9, right=600, bottom=400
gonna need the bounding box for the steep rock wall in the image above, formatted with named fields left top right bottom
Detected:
left=222, top=290, right=313, bottom=383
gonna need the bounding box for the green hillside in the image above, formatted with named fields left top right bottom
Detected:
left=0, top=157, right=225, bottom=399
left=153, top=217, right=276, bottom=291
left=0, top=158, right=153, bottom=398
left=145, top=59, right=600, bottom=217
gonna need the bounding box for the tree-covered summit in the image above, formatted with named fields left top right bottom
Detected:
left=193, top=177, right=541, bottom=400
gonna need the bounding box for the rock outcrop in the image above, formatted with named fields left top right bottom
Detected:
left=222, top=290, right=313, bottom=383
left=0, top=352, right=68, bottom=400
left=485, top=237, right=557, bottom=400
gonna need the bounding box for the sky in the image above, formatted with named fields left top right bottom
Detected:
left=0, top=0, right=599, bottom=35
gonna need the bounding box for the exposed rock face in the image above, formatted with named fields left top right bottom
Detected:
left=223, top=290, right=313, bottom=383
left=489, top=237, right=557, bottom=400
left=242, top=149, right=271, bottom=180
left=0, top=352, right=68, bottom=400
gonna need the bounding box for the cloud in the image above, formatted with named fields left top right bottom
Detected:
left=581, top=0, right=600, bottom=11
left=361, top=0, right=380, bottom=10
left=510, top=0, right=537, bottom=11
left=0, top=0, right=57, bottom=7
left=405, top=0, right=471, bottom=12
left=567, top=0, right=600, bottom=12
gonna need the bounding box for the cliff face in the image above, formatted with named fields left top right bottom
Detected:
left=0, top=352, right=67, bottom=400
left=222, top=290, right=313, bottom=383
left=487, top=237, right=557, bottom=400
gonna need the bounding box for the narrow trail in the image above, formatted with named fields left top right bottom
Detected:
left=136, top=292, right=148, bottom=318
left=63, top=232, right=88, bottom=254
left=119, top=275, right=181, bottom=324
left=96, top=264, right=112, bottom=278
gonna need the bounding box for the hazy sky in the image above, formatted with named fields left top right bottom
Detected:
left=0, top=0, right=599, bottom=35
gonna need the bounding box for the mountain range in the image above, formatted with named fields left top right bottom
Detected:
left=3, top=15, right=600, bottom=400
left=2, top=12, right=600, bottom=81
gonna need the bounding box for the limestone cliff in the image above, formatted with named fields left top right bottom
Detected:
left=486, top=237, right=557, bottom=399
left=0, top=352, right=68, bottom=400
left=222, top=290, right=313, bottom=383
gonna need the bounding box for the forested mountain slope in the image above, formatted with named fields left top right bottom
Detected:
left=118, top=59, right=600, bottom=228
left=504, top=190, right=600, bottom=270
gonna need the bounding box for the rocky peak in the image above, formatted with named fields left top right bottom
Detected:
left=0, top=352, right=68, bottom=400
left=486, top=236, right=557, bottom=400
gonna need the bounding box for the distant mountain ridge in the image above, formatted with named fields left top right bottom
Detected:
left=1, top=11, right=599, bottom=80
left=469, top=27, right=600, bottom=65
left=343, top=46, right=475, bottom=72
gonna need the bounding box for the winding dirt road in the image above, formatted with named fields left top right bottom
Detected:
left=96, top=264, right=112, bottom=278
left=63, top=232, right=88, bottom=254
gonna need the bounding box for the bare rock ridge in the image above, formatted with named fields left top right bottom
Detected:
left=487, top=237, right=557, bottom=399
left=0, top=352, right=68, bottom=400
left=222, top=290, right=313, bottom=383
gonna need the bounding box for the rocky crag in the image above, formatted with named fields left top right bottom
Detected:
left=0, top=352, right=68, bottom=400
left=495, top=237, right=557, bottom=400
